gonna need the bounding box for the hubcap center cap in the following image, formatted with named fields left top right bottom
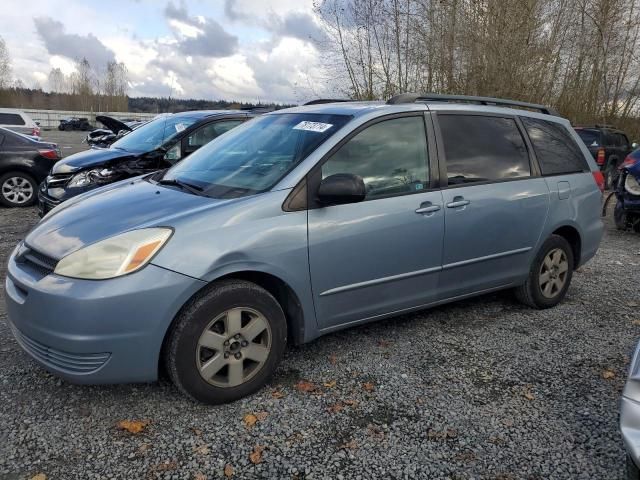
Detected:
left=230, top=341, right=241, bottom=352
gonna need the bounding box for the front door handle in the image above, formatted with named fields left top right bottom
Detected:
left=446, top=196, right=470, bottom=208
left=415, top=202, right=441, bottom=214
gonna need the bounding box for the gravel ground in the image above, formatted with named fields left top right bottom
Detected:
left=0, top=201, right=638, bottom=479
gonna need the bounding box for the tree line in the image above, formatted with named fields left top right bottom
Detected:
left=315, top=0, right=640, bottom=138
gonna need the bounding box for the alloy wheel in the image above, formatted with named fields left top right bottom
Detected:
left=196, top=307, right=271, bottom=388
left=539, top=248, right=569, bottom=299
left=2, top=176, right=34, bottom=205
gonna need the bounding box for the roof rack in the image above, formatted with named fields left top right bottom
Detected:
left=386, top=92, right=560, bottom=116
left=575, top=124, right=617, bottom=130
left=303, top=99, right=352, bottom=105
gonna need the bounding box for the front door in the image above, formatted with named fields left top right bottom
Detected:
left=435, top=113, right=550, bottom=299
left=307, top=114, right=445, bottom=329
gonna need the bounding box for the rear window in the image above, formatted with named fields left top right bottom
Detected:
left=438, top=115, right=531, bottom=185
left=575, top=129, right=600, bottom=147
left=522, top=118, right=589, bottom=175
left=0, top=113, right=25, bottom=126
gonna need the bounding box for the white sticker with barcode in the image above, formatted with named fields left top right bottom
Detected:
left=175, top=123, right=186, bottom=132
left=293, top=121, right=333, bottom=133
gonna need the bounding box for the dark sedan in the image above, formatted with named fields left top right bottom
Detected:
left=0, top=127, right=60, bottom=207
left=38, top=110, right=252, bottom=216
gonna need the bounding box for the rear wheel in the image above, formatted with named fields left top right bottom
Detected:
left=164, top=279, right=287, bottom=404
left=0, top=172, right=37, bottom=207
left=615, top=201, right=629, bottom=230
left=605, top=161, right=618, bottom=190
left=515, top=235, right=574, bottom=309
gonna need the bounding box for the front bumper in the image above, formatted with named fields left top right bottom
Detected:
left=5, top=247, right=205, bottom=384
left=622, top=396, right=640, bottom=471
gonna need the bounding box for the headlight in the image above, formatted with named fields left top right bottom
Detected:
left=68, top=168, right=115, bottom=188
left=54, top=228, right=172, bottom=279
left=625, top=174, right=640, bottom=196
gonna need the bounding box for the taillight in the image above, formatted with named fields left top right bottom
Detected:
left=38, top=149, right=59, bottom=160
left=596, top=148, right=606, bottom=165
left=592, top=170, right=605, bottom=193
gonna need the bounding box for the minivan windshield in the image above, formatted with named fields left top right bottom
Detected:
left=162, top=113, right=351, bottom=198
left=112, top=115, right=199, bottom=152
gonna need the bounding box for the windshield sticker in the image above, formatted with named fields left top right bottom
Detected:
left=175, top=123, right=186, bottom=133
left=293, top=121, right=333, bottom=133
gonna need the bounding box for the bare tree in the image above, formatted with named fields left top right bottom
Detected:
left=0, top=36, right=12, bottom=91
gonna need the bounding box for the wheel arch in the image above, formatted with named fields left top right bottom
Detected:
left=551, top=224, right=582, bottom=268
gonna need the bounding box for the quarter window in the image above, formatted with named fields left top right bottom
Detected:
left=438, top=115, right=530, bottom=185
left=321, top=116, right=429, bottom=199
left=521, top=117, right=589, bottom=175
left=0, top=113, right=25, bottom=125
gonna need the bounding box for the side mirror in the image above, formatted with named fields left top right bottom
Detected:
left=317, top=173, right=366, bottom=206
left=632, top=142, right=639, bottom=150
left=164, top=144, right=182, bottom=162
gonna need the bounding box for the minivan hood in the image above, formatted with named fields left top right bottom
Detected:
left=51, top=148, right=135, bottom=174
left=26, top=179, right=231, bottom=259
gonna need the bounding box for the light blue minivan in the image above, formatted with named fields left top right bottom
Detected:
left=5, top=94, right=604, bottom=403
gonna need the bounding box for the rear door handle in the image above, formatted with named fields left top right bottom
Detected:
left=446, top=196, right=470, bottom=208
left=415, top=202, right=441, bottom=214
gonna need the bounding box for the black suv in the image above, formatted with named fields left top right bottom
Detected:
left=58, top=117, right=93, bottom=131
left=39, top=110, right=254, bottom=216
left=574, top=125, right=636, bottom=189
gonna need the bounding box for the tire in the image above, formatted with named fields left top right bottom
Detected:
left=615, top=201, right=629, bottom=230
left=0, top=171, right=38, bottom=207
left=64, top=124, right=73, bottom=131
left=515, top=234, right=574, bottom=309
left=605, top=161, right=618, bottom=190
left=164, top=279, right=287, bottom=404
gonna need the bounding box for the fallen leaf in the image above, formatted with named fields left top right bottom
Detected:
left=191, top=427, right=203, bottom=436
left=328, top=354, right=338, bottom=365
left=255, top=411, right=268, bottom=422
left=194, top=473, right=207, bottom=480
left=249, top=445, right=264, bottom=464
left=343, top=399, right=359, bottom=406
left=323, top=380, right=337, bottom=388
left=502, top=418, right=514, bottom=428
left=295, top=380, right=317, bottom=393
left=271, top=390, right=285, bottom=399
left=193, top=444, right=210, bottom=455
left=340, top=439, right=358, bottom=450
left=602, top=369, right=616, bottom=380
left=149, top=461, right=178, bottom=473
left=627, top=302, right=639, bottom=308
left=30, top=475, right=46, bottom=480
left=427, top=428, right=458, bottom=441
left=327, top=402, right=344, bottom=414
left=243, top=413, right=258, bottom=429
left=367, top=425, right=385, bottom=440
left=117, top=419, right=149, bottom=434
left=377, top=339, right=391, bottom=348
left=137, top=443, right=152, bottom=455
left=224, top=464, right=234, bottom=478
left=632, top=319, right=640, bottom=326
left=523, top=389, right=535, bottom=401
left=489, top=436, right=506, bottom=445
left=362, top=382, right=375, bottom=392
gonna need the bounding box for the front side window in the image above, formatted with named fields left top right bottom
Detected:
left=186, top=120, right=244, bottom=149
left=439, top=115, right=530, bottom=185
left=164, top=113, right=351, bottom=198
left=522, top=117, right=589, bottom=175
left=112, top=115, right=200, bottom=152
left=321, top=116, right=429, bottom=199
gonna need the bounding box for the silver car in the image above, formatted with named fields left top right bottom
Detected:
left=0, top=108, right=40, bottom=140
left=5, top=94, right=604, bottom=404
left=621, top=342, right=640, bottom=478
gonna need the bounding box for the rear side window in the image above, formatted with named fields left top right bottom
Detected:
left=0, top=113, right=25, bottom=126
left=438, top=115, right=530, bottom=185
left=522, top=118, right=589, bottom=175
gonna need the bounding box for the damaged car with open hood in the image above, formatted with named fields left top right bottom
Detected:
left=37, top=110, right=253, bottom=216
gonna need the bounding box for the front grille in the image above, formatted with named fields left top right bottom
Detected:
left=11, top=325, right=110, bottom=374
left=45, top=173, right=73, bottom=188
left=16, top=247, right=58, bottom=277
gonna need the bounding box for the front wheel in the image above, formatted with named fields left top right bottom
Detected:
left=515, top=235, right=574, bottom=309
left=164, top=280, right=287, bottom=404
left=0, top=172, right=37, bottom=207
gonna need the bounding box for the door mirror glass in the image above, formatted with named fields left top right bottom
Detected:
left=633, top=142, right=639, bottom=150
left=164, top=144, right=182, bottom=162
left=317, top=173, right=366, bottom=205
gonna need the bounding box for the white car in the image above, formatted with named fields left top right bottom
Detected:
left=0, top=108, right=40, bottom=140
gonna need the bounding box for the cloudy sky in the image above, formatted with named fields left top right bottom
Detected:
left=0, top=0, right=334, bottom=103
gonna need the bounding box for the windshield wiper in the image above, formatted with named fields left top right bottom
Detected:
left=157, top=178, right=205, bottom=196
